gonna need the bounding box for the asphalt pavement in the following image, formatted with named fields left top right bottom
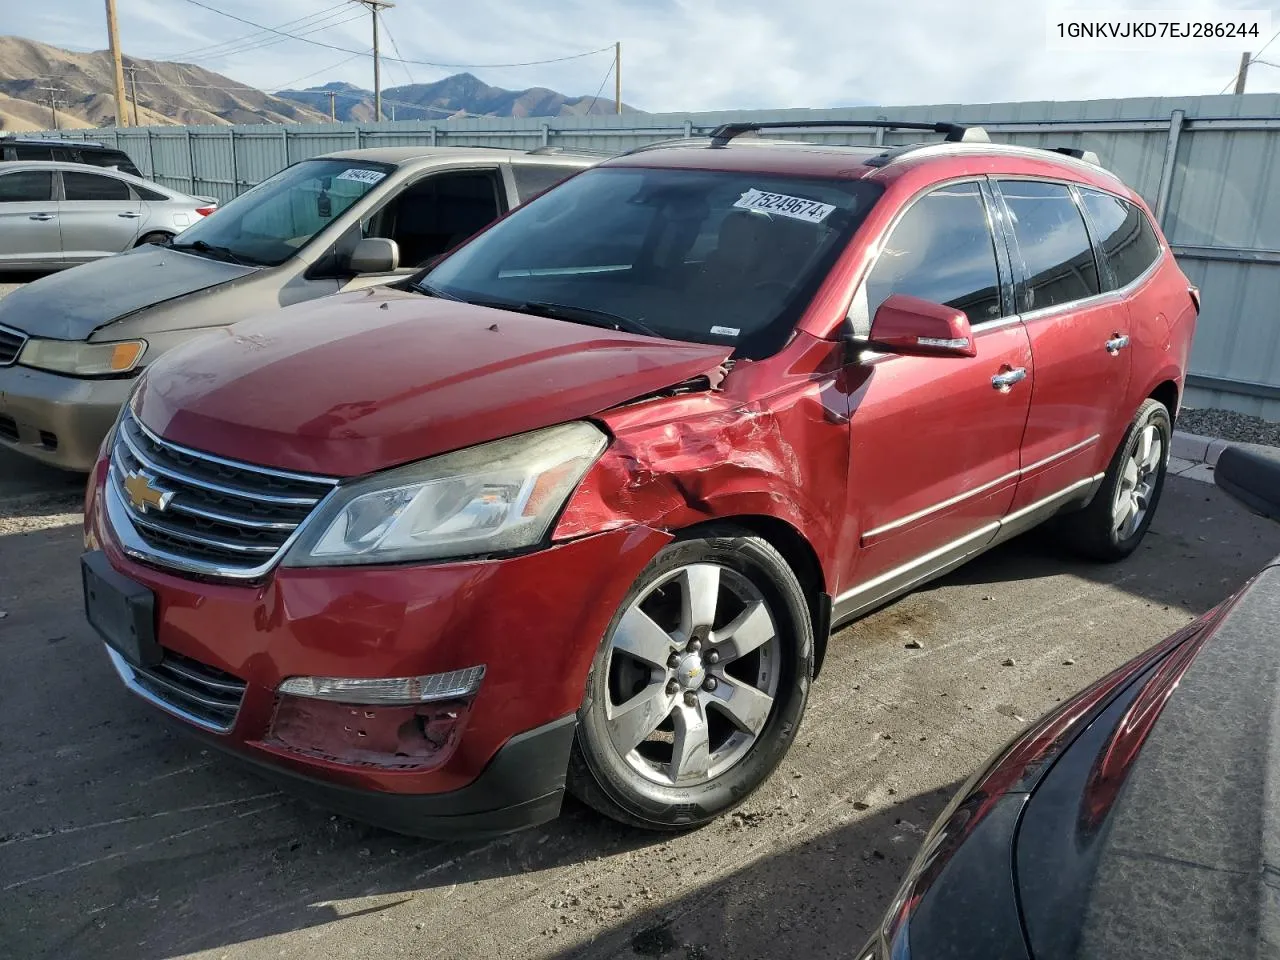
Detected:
left=2, top=457, right=1278, bottom=960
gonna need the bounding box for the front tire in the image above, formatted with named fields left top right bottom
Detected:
left=1060, top=398, right=1172, bottom=562
left=568, top=526, right=814, bottom=830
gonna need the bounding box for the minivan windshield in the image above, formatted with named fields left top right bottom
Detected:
left=171, top=158, right=392, bottom=267
left=421, top=166, right=883, bottom=358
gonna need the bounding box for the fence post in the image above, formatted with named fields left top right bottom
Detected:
left=146, top=128, right=155, bottom=179
left=540, top=122, right=549, bottom=147
left=281, top=127, right=289, bottom=167
left=683, top=119, right=693, bottom=138
left=1154, top=109, right=1185, bottom=227
left=429, top=126, right=437, bottom=146
left=229, top=129, right=239, bottom=199
left=185, top=128, right=196, bottom=194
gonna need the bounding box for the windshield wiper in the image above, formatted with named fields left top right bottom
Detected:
left=513, top=300, right=662, bottom=339
left=414, top=280, right=466, bottom=301
left=170, top=239, right=254, bottom=267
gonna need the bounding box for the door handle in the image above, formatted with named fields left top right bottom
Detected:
left=992, top=367, right=1028, bottom=391
left=1106, top=334, right=1131, bottom=354
left=28, top=213, right=55, bottom=221
left=117, top=212, right=142, bottom=219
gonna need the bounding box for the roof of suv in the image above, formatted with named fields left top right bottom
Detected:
left=604, top=135, right=1128, bottom=194
left=318, top=146, right=600, bottom=167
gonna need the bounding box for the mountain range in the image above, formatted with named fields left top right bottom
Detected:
left=0, top=36, right=636, bottom=132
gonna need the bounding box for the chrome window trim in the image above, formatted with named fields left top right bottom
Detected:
left=0, top=322, right=28, bottom=367
left=862, top=433, right=1100, bottom=539
left=103, top=645, right=236, bottom=734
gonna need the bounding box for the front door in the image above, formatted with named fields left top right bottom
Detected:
left=0, top=169, right=61, bottom=268
left=837, top=181, right=1032, bottom=620
left=994, top=179, right=1132, bottom=513
left=58, top=169, right=143, bottom=263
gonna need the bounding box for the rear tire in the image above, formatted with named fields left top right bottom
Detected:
left=135, top=232, right=172, bottom=247
left=568, top=526, right=814, bottom=831
left=1059, top=398, right=1172, bottom=562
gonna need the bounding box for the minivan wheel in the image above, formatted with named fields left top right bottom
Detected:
left=568, top=527, right=814, bottom=830
left=1059, top=398, right=1172, bottom=562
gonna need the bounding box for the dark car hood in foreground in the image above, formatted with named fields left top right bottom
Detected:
left=0, top=245, right=256, bottom=340
left=134, top=287, right=734, bottom=476
left=1016, top=557, right=1280, bottom=960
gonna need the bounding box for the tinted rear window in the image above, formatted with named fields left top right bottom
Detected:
left=1000, top=180, right=1101, bottom=312
left=1080, top=189, right=1162, bottom=290
left=63, top=171, right=132, bottom=202
left=0, top=170, right=54, bottom=202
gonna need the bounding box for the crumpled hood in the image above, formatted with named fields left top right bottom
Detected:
left=0, top=246, right=257, bottom=340
left=135, top=287, right=733, bottom=476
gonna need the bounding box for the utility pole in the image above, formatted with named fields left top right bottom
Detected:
left=354, top=0, right=395, bottom=121
left=126, top=64, right=140, bottom=125
left=1234, top=51, right=1252, bottom=94
left=36, top=81, right=64, bottom=130
left=104, top=0, right=130, bottom=126
left=327, top=90, right=337, bottom=121
left=615, top=41, right=622, bottom=114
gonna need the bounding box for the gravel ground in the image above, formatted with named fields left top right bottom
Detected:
left=1178, top=407, right=1280, bottom=448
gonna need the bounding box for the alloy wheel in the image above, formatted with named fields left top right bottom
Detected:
left=1113, top=423, right=1164, bottom=540
left=602, top=562, right=780, bottom=787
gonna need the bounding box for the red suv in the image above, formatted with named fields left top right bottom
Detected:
left=82, top=121, right=1198, bottom=837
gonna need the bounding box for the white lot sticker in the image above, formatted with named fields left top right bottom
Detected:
left=336, top=168, right=387, bottom=185
left=710, top=325, right=740, bottom=336
left=733, top=188, right=836, bottom=223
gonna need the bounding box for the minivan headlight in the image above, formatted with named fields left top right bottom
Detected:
left=285, top=421, right=608, bottom=567
left=19, top=338, right=147, bottom=376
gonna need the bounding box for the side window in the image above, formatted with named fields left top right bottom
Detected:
left=511, top=163, right=580, bottom=202
left=860, top=181, right=1003, bottom=329
left=0, top=171, right=54, bottom=202
left=365, top=171, right=503, bottom=267
left=133, top=184, right=169, bottom=202
left=13, top=144, right=54, bottom=162
left=998, top=180, right=1100, bottom=312
left=1079, top=189, right=1162, bottom=290
left=63, top=171, right=132, bottom=202
left=51, top=147, right=77, bottom=163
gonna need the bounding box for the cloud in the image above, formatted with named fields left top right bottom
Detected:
left=8, top=0, right=1279, bottom=109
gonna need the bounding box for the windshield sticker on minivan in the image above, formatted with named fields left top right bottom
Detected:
left=710, top=325, right=740, bottom=337
left=733, top=188, right=836, bottom=224
left=336, top=168, right=387, bottom=185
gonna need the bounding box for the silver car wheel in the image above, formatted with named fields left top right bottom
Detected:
left=601, top=562, right=780, bottom=787
left=1112, top=423, right=1163, bottom=540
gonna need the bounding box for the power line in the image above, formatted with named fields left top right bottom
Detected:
left=176, top=0, right=614, bottom=69
left=163, top=3, right=350, bottom=61
left=1217, top=28, right=1280, bottom=93
left=165, top=9, right=367, bottom=65
left=272, top=49, right=371, bottom=91
left=377, top=10, right=415, bottom=86
left=584, top=60, right=614, bottom=116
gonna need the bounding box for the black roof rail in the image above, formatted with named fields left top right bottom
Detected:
left=1046, top=145, right=1102, bottom=165
left=707, top=120, right=988, bottom=148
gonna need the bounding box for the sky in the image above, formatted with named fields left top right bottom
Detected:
left=8, top=0, right=1280, bottom=110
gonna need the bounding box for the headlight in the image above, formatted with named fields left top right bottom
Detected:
left=19, top=338, right=147, bottom=376
left=285, top=421, right=608, bottom=567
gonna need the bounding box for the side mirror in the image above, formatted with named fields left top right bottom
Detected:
left=348, top=237, right=399, bottom=275
left=1215, top=444, right=1280, bottom=523
left=867, top=294, right=976, bottom=359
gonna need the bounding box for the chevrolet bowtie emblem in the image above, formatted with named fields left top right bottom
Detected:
left=123, top=470, right=174, bottom=514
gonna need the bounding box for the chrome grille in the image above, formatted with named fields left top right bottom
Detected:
left=0, top=324, right=26, bottom=366
left=108, top=410, right=338, bottom=579
left=107, top=646, right=247, bottom=732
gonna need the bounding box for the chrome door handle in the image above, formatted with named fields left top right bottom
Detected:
left=1106, top=335, right=1131, bottom=354
left=117, top=212, right=142, bottom=219
left=28, top=213, right=55, bottom=221
left=992, top=367, right=1028, bottom=391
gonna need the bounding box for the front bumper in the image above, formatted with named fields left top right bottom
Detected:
left=0, top=363, right=133, bottom=471
left=85, top=462, right=670, bottom=835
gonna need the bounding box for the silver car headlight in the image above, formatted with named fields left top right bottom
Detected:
left=284, top=421, right=608, bottom=567
left=19, top=338, right=147, bottom=377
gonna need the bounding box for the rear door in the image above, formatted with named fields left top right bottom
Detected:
left=994, top=179, right=1131, bottom=514
left=58, top=169, right=144, bottom=262
left=0, top=169, right=61, bottom=267
left=837, top=180, right=1033, bottom=618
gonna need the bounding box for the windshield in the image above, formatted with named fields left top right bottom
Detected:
left=172, top=159, right=392, bottom=267
left=422, top=166, right=883, bottom=358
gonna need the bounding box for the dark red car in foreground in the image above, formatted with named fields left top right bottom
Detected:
left=859, top=444, right=1280, bottom=960
left=81, top=120, right=1198, bottom=836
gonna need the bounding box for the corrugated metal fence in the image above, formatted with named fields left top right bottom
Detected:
left=33, top=93, right=1280, bottom=418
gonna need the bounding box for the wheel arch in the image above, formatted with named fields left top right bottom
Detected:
left=678, top=513, right=833, bottom=677
left=1147, top=377, right=1181, bottom=419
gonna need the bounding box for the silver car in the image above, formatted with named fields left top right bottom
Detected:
left=0, top=161, right=216, bottom=272
left=0, top=147, right=597, bottom=470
